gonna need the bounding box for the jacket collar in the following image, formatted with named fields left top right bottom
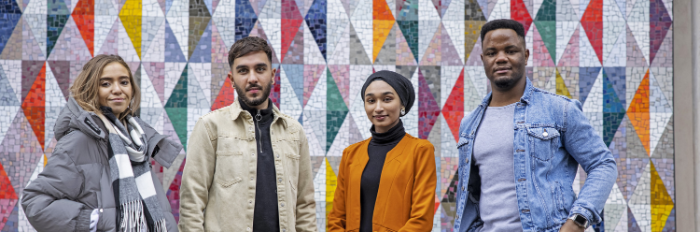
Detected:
left=479, top=77, right=534, bottom=108
left=54, top=97, right=109, bottom=141
left=228, top=98, right=289, bottom=129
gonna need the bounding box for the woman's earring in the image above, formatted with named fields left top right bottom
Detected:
left=401, top=108, right=406, bottom=116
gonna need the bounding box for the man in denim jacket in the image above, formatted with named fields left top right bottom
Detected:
left=453, top=19, right=617, bottom=232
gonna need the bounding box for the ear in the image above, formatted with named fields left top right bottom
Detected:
left=480, top=53, right=484, bottom=62
left=524, top=49, right=530, bottom=63
left=227, top=71, right=234, bottom=87
left=271, top=68, right=277, bottom=85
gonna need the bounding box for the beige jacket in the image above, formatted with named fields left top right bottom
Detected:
left=179, top=99, right=317, bottom=232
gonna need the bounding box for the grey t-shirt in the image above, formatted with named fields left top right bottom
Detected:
left=473, top=103, right=523, bottom=232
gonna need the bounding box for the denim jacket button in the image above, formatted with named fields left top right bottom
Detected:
left=465, top=158, right=469, bottom=163
left=543, top=132, right=548, bottom=137
left=462, top=186, right=465, bottom=191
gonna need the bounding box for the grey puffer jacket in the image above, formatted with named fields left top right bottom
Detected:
left=21, top=97, right=182, bottom=232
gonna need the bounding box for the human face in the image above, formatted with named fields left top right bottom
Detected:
left=228, top=51, right=276, bottom=109
left=364, top=80, right=402, bottom=133
left=98, top=62, right=133, bottom=114
left=481, top=28, right=529, bottom=91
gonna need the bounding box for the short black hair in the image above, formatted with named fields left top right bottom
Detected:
left=480, top=19, right=526, bottom=44
left=227, top=37, right=273, bottom=68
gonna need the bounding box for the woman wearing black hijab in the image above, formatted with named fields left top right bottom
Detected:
left=328, top=70, right=437, bottom=232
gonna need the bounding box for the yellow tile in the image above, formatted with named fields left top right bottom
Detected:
left=373, top=20, right=395, bottom=63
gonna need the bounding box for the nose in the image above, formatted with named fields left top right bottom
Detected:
left=112, top=83, right=124, bottom=95
left=247, top=72, right=260, bottom=85
left=374, top=101, right=384, bottom=113
left=495, top=51, right=508, bottom=64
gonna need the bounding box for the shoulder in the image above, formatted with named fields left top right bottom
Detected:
left=347, top=138, right=371, bottom=150
left=529, top=87, right=583, bottom=115
left=275, top=112, right=303, bottom=134
left=531, top=87, right=580, bottom=106
left=403, top=134, right=435, bottom=151
left=198, top=105, right=231, bottom=124
left=342, top=138, right=371, bottom=157
left=53, top=130, right=102, bottom=161
left=193, top=106, right=235, bottom=135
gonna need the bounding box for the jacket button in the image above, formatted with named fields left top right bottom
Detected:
left=278, top=178, right=282, bottom=183
left=99, top=208, right=103, bottom=213
left=247, top=227, right=251, bottom=231
left=462, top=186, right=465, bottom=191
left=281, top=203, right=285, bottom=207
left=465, top=158, right=469, bottom=163
left=250, top=177, right=254, bottom=180
left=251, top=153, right=255, bottom=157
left=276, top=154, right=280, bottom=158
left=249, top=200, right=253, bottom=204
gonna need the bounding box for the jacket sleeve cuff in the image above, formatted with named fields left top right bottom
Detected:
left=148, top=134, right=183, bottom=168
left=76, top=208, right=93, bottom=232
left=568, top=205, right=598, bottom=226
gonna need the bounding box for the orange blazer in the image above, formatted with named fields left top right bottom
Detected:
left=328, top=134, right=437, bottom=232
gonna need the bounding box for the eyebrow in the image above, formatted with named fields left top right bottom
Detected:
left=99, top=76, right=129, bottom=81
left=235, top=63, right=268, bottom=70
left=365, top=92, right=395, bottom=97
left=484, top=45, right=520, bottom=51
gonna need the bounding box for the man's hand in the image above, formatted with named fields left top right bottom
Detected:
left=559, top=220, right=585, bottom=232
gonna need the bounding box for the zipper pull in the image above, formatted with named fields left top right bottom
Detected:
left=255, top=109, right=262, bottom=121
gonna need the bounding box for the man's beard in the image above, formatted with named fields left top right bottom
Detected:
left=492, top=69, right=524, bottom=90
left=235, top=81, right=272, bottom=107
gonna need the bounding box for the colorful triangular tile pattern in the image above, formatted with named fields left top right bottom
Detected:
left=0, top=0, right=675, bottom=230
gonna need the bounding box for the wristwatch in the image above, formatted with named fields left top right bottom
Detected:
left=568, top=214, right=589, bottom=228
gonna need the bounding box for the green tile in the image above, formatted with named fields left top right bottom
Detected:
left=534, top=21, right=556, bottom=63
left=535, top=0, right=556, bottom=21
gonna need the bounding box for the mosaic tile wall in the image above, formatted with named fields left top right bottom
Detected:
left=0, top=0, right=674, bottom=230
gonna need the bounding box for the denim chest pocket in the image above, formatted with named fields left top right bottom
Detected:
left=526, top=126, right=561, bottom=161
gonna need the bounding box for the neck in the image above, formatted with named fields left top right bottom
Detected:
left=375, top=119, right=400, bottom=133
left=489, top=76, right=527, bottom=107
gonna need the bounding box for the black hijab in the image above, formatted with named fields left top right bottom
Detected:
left=360, top=70, right=416, bottom=117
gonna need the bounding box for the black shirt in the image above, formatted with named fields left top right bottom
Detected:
left=240, top=98, right=280, bottom=232
left=360, top=120, right=406, bottom=232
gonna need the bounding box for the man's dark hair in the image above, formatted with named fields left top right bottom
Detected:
left=480, top=19, right=526, bottom=44
left=227, top=37, right=273, bottom=68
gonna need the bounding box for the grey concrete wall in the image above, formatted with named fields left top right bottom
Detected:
left=674, top=0, right=698, bottom=230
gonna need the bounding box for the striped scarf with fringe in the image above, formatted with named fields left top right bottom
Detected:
left=97, top=112, right=167, bottom=232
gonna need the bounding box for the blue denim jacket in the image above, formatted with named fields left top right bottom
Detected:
left=453, top=78, right=617, bottom=232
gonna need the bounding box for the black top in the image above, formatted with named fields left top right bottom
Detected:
left=240, top=98, right=280, bottom=232
left=360, top=120, right=406, bottom=232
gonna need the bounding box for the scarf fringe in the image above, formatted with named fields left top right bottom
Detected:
left=154, top=219, right=168, bottom=232
left=119, top=201, right=168, bottom=232
left=120, top=200, right=147, bottom=232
